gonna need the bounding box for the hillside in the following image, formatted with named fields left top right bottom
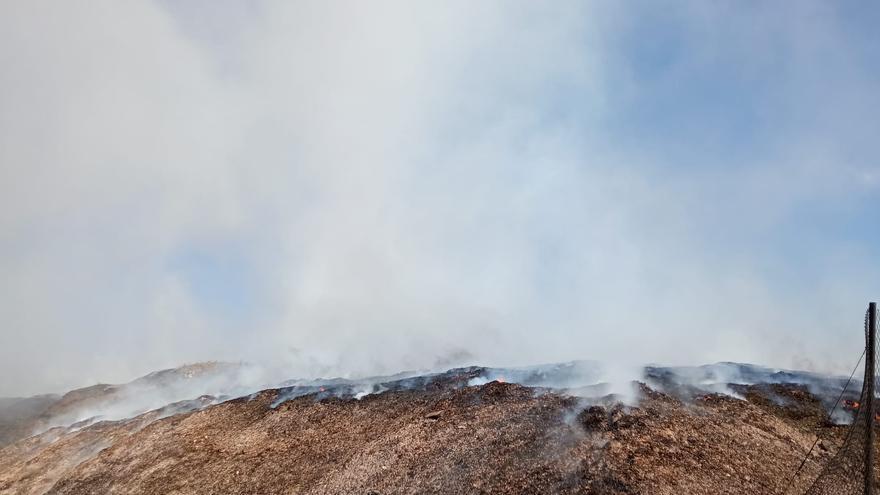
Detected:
left=0, top=362, right=872, bottom=494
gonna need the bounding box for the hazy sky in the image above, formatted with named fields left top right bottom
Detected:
left=2, top=1, right=879, bottom=396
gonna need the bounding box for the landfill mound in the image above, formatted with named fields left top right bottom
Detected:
left=0, top=362, right=872, bottom=494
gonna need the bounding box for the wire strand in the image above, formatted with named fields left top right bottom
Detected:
left=783, top=348, right=865, bottom=494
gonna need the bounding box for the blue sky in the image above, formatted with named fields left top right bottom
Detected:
left=1, top=1, right=878, bottom=395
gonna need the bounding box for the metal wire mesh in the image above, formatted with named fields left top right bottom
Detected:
left=803, top=306, right=877, bottom=494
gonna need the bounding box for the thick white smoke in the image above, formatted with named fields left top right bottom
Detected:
left=0, top=1, right=878, bottom=396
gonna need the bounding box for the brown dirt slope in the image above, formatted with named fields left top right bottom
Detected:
left=0, top=362, right=240, bottom=450
left=0, top=381, right=866, bottom=495
left=0, top=396, right=59, bottom=448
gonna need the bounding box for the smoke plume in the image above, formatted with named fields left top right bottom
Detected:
left=1, top=1, right=878, bottom=396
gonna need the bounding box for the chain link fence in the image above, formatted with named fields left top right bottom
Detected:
left=803, top=304, right=877, bottom=495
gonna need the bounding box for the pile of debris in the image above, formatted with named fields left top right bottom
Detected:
left=0, top=363, right=869, bottom=494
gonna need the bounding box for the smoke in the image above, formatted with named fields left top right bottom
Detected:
left=1, top=1, right=879, bottom=396
left=22, top=359, right=861, bottom=436
left=28, top=362, right=286, bottom=433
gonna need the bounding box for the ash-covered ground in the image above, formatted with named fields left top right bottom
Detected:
left=0, top=361, right=873, bottom=494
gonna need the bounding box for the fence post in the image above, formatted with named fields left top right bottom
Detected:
left=866, top=302, right=877, bottom=495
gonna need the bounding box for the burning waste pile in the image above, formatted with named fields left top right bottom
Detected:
left=0, top=360, right=864, bottom=447
left=0, top=359, right=869, bottom=494
left=266, top=360, right=863, bottom=416
left=267, top=360, right=609, bottom=408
